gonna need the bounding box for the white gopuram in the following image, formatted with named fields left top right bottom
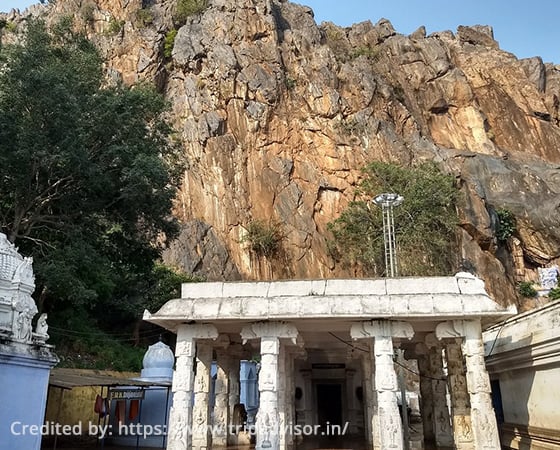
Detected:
left=0, top=233, right=58, bottom=450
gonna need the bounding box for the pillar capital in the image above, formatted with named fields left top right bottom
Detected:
left=435, top=320, right=482, bottom=340
left=350, top=319, right=414, bottom=340
left=177, top=323, right=219, bottom=341
left=240, top=321, right=298, bottom=344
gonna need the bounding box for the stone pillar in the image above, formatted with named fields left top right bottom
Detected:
left=436, top=320, right=501, bottom=450
left=462, top=321, right=501, bottom=450
left=415, top=343, right=435, bottom=446
left=167, top=324, right=218, bottom=450
left=445, top=339, right=474, bottom=450
left=351, top=320, right=414, bottom=450
left=278, top=342, right=287, bottom=450
left=446, top=339, right=474, bottom=450
left=241, top=321, right=299, bottom=450
left=227, top=344, right=243, bottom=419
left=426, top=334, right=454, bottom=448
left=192, top=342, right=213, bottom=450
left=213, top=337, right=231, bottom=447
left=284, top=347, right=304, bottom=447
left=300, top=369, right=313, bottom=427
left=360, top=346, right=375, bottom=448
left=345, top=368, right=359, bottom=435
left=227, top=344, right=247, bottom=446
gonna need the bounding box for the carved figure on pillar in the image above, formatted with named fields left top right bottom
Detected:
left=379, top=407, right=400, bottom=448
left=456, top=415, right=473, bottom=443
left=168, top=407, right=188, bottom=450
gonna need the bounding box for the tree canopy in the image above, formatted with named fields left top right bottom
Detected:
left=0, top=20, right=180, bottom=319
left=328, top=161, right=460, bottom=277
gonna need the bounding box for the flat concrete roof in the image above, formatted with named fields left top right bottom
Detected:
left=144, top=274, right=517, bottom=333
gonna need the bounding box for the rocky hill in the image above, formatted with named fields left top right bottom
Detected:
left=2, top=0, right=559, bottom=307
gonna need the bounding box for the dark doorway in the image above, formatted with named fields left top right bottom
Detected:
left=316, top=383, right=343, bottom=426
left=490, top=379, right=504, bottom=425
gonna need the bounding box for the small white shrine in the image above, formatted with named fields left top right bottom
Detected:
left=0, top=233, right=58, bottom=450
left=144, top=273, right=517, bottom=450
left=108, top=340, right=174, bottom=448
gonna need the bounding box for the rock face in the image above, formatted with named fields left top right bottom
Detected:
left=2, top=0, right=560, bottom=305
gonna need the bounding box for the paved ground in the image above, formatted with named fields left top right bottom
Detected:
left=42, top=434, right=436, bottom=450
left=41, top=437, right=365, bottom=450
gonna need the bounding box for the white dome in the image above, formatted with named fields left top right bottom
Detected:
left=142, top=341, right=175, bottom=370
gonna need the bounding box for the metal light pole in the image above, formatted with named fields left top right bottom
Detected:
left=372, top=193, right=404, bottom=277
left=375, top=192, right=408, bottom=449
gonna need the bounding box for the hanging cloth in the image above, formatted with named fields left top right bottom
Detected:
left=94, top=394, right=103, bottom=414
left=129, top=399, right=140, bottom=421
left=115, top=400, right=126, bottom=425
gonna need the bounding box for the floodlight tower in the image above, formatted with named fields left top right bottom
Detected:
left=373, top=195, right=407, bottom=447
left=372, top=193, right=404, bottom=277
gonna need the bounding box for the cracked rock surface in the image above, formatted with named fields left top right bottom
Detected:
left=3, top=0, right=560, bottom=305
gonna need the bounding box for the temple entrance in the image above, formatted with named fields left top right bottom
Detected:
left=316, top=383, right=343, bottom=427
left=144, top=276, right=513, bottom=450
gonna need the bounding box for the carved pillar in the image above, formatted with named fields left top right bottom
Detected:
left=415, top=343, right=435, bottom=446
left=446, top=339, right=474, bottom=450
left=167, top=324, right=218, bottom=450
left=192, top=342, right=213, bottom=450
left=436, top=320, right=501, bottom=450
left=241, top=322, right=299, bottom=450
left=375, top=334, right=402, bottom=450
left=351, top=320, right=414, bottom=450
left=463, top=321, right=501, bottom=450
left=426, top=334, right=454, bottom=448
left=213, top=337, right=231, bottom=447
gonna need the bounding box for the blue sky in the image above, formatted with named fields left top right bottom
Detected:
left=3, top=0, right=559, bottom=63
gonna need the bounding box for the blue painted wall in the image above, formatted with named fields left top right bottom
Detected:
left=0, top=354, right=55, bottom=450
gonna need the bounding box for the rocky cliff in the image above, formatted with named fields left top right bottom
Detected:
left=2, top=0, right=560, bottom=306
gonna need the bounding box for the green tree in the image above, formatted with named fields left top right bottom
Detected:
left=328, top=161, right=460, bottom=276
left=108, top=263, right=202, bottom=345
left=495, top=208, right=516, bottom=242
left=174, top=0, right=208, bottom=25
left=0, top=20, right=179, bottom=317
